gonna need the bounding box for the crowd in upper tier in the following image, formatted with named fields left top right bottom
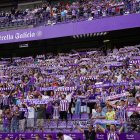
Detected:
left=0, top=45, right=140, bottom=134
left=0, top=0, right=140, bottom=28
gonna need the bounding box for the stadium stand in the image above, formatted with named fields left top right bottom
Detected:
left=0, top=0, right=140, bottom=29
left=0, top=0, right=140, bottom=140
left=0, top=45, right=139, bottom=139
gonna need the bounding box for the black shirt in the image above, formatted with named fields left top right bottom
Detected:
left=18, top=111, right=25, bottom=120
left=84, top=130, right=96, bottom=140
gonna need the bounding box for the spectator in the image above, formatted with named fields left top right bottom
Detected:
left=4, top=137, right=10, bottom=140
left=57, top=132, right=73, bottom=140
left=2, top=109, right=12, bottom=132
left=11, top=106, right=20, bottom=132
left=91, top=106, right=106, bottom=120
left=36, top=104, right=46, bottom=131
left=18, top=104, right=26, bottom=132
left=35, top=134, right=42, bottom=140
left=26, top=104, right=35, bottom=131
left=129, top=111, right=140, bottom=132
left=46, top=101, right=53, bottom=120
left=76, top=125, right=96, bottom=140
left=59, top=94, right=69, bottom=120
left=107, top=97, right=129, bottom=122
left=46, top=135, right=53, bottom=140
left=75, top=91, right=82, bottom=115
left=97, top=124, right=124, bottom=140
left=2, top=92, right=10, bottom=110
left=105, top=106, right=116, bottom=121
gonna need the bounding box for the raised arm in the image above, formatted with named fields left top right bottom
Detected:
left=75, top=125, right=85, bottom=133
left=23, top=103, right=28, bottom=108
left=106, top=101, right=117, bottom=109
left=118, top=125, right=124, bottom=134
left=96, top=124, right=105, bottom=133
left=125, top=95, right=129, bottom=107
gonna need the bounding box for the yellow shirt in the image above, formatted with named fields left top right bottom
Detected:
left=106, top=111, right=115, bottom=120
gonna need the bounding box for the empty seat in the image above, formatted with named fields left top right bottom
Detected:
left=48, top=120, right=58, bottom=129
left=81, top=113, right=89, bottom=120
left=67, top=121, right=74, bottom=129
left=44, top=129, right=52, bottom=132
left=72, top=114, right=80, bottom=120
left=58, top=121, right=67, bottom=129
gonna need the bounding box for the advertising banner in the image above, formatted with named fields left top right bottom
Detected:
left=0, top=14, right=140, bottom=44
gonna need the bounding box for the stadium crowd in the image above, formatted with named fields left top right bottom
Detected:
left=0, top=45, right=139, bottom=137
left=0, top=0, right=140, bottom=28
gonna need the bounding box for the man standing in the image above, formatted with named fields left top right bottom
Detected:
left=59, top=94, right=69, bottom=120
left=36, top=104, right=46, bottom=132
left=97, top=124, right=123, bottom=140
left=76, top=125, right=96, bottom=140
left=2, top=92, right=10, bottom=109
left=26, top=104, right=35, bottom=131
left=11, top=106, right=20, bottom=132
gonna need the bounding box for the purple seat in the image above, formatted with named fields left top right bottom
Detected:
left=64, top=129, right=71, bottom=133
left=44, top=129, right=52, bottom=132
left=81, top=113, right=89, bottom=120
left=71, top=129, right=81, bottom=133
left=72, top=114, right=80, bottom=120
left=58, top=121, right=67, bottom=128
left=51, top=129, right=62, bottom=132
left=48, top=120, right=58, bottom=129
left=67, top=121, right=74, bottom=129
left=34, top=129, right=42, bottom=132
left=44, top=120, right=49, bottom=128
left=79, top=121, right=88, bottom=129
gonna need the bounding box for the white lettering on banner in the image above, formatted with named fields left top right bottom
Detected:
left=0, top=30, right=42, bottom=41
left=0, top=34, right=14, bottom=40
left=15, top=32, right=36, bottom=39
left=126, top=134, right=135, bottom=140
left=126, top=107, right=140, bottom=111
left=94, top=119, right=120, bottom=124
left=96, top=134, right=105, bottom=140
left=24, top=99, right=49, bottom=104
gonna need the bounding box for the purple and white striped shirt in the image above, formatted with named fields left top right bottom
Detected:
left=59, top=99, right=69, bottom=111
left=117, top=105, right=127, bottom=121
left=107, top=132, right=119, bottom=140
